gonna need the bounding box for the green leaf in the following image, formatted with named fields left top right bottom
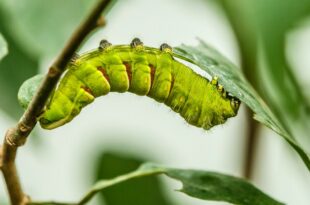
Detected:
left=18, top=74, right=45, bottom=109
left=164, top=166, right=284, bottom=205
left=0, top=18, right=38, bottom=119
left=0, top=33, right=8, bottom=60
left=31, top=163, right=282, bottom=205
left=94, top=152, right=174, bottom=205
left=172, top=40, right=310, bottom=171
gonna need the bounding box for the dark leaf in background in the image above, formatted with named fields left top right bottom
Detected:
left=94, top=152, right=173, bottom=205
left=0, top=9, right=38, bottom=119
left=252, top=0, right=310, bottom=150
left=0, top=0, right=97, bottom=58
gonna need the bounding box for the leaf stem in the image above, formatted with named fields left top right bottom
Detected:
left=0, top=0, right=113, bottom=204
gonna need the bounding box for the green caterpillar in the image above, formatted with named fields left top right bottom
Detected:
left=38, top=38, right=240, bottom=130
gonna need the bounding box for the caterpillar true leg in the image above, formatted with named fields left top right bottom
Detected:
left=70, top=53, right=80, bottom=64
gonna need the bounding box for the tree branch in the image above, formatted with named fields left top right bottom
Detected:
left=0, top=0, right=113, bottom=204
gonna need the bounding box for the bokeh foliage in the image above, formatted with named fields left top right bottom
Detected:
left=218, top=0, right=310, bottom=153
left=94, top=152, right=173, bottom=205
left=0, top=33, right=7, bottom=60
left=0, top=0, right=97, bottom=119
left=174, top=40, right=310, bottom=171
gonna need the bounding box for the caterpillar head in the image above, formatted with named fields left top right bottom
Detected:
left=212, top=76, right=241, bottom=117
left=230, top=97, right=241, bottom=113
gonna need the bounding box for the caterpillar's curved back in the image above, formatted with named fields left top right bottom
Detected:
left=39, top=38, right=240, bottom=130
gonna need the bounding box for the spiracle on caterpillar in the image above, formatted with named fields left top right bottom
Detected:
left=38, top=38, right=240, bottom=130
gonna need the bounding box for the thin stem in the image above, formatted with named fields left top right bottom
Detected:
left=28, top=202, right=76, bottom=205
left=0, top=135, right=27, bottom=205
left=0, top=0, right=112, bottom=204
left=28, top=169, right=163, bottom=205
left=243, top=113, right=259, bottom=178
left=219, top=0, right=260, bottom=179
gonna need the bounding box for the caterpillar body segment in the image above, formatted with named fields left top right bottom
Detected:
left=39, top=39, right=240, bottom=129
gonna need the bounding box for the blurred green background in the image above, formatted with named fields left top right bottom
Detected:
left=0, top=0, right=309, bottom=204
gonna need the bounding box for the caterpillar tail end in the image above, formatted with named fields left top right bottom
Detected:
left=38, top=105, right=85, bottom=130
left=39, top=98, right=94, bottom=130
left=38, top=107, right=78, bottom=130
left=39, top=115, right=71, bottom=130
